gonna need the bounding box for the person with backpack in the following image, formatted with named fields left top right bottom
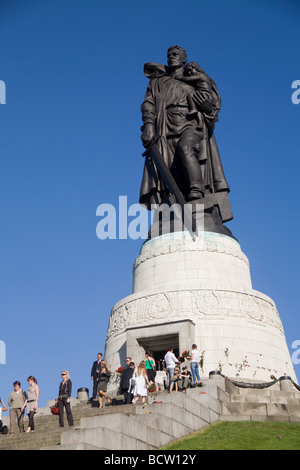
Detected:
left=0, top=398, right=8, bottom=435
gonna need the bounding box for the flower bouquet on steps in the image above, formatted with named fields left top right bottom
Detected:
left=148, top=384, right=157, bottom=393
left=50, top=403, right=59, bottom=415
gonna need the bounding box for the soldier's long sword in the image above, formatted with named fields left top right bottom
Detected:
left=143, top=141, right=199, bottom=234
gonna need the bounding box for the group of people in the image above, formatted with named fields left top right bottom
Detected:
left=1, top=370, right=75, bottom=436
left=120, top=354, right=157, bottom=405
left=90, top=353, right=112, bottom=408
left=164, top=344, right=202, bottom=392
left=0, top=376, right=40, bottom=435
left=1, top=344, right=202, bottom=436
left=91, top=351, right=157, bottom=407
left=91, top=344, right=202, bottom=407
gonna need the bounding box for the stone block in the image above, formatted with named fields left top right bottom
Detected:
left=82, top=427, right=105, bottom=449
left=60, top=428, right=81, bottom=446
left=222, top=402, right=267, bottom=417
left=290, top=416, right=300, bottom=423
left=209, top=410, right=220, bottom=423
left=120, top=433, right=138, bottom=450
left=266, top=403, right=290, bottom=417
left=136, top=413, right=174, bottom=438
left=230, top=393, right=271, bottom=404
left=132, top=416, right=148, bottom=442
left=136, top=439, right=156, bottom=450
left=220, top=415, right=251, bottom=422
left=196, top=393, right=221, bottom=415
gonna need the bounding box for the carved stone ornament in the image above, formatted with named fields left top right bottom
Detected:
left=105, top=288, right=284, bottom=340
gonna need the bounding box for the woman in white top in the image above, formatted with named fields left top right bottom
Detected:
left=188, top=344, right=201, bottom=384
left=132, top=361, right=150, bottom=404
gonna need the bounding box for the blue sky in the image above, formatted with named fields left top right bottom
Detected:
left=0, top=0, right=300, bottom=409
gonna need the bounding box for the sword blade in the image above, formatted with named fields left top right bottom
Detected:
left=144, top=143, right=199, bottom=233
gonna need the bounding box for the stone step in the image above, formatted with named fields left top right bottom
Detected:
left=9, top=378, right=300, bottom=450
left=59, top=410, right=176, bottom=450
left=134, top=411, right=192, bottom=441
left=0, top=430, right=62, bottom=451
left=56, top=395, right=208, bottom=451
left=42, top=442, right=106, bottom=450
left=160, top=389, right=219, bottom=422
left=221, top=400, right=300, bottom=420
left=1, top=382, right=227, bottom=450
left=0, top=402, right=137, bottom=450
left=136, top=398, right=209, bottom=432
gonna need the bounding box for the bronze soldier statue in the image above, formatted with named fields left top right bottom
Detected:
left=139, top=45, right=234, bottom=238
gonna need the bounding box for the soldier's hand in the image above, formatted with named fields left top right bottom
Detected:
left=141, top=123, right=156, bottom=148
left=193, top=91, right=213, bottom=114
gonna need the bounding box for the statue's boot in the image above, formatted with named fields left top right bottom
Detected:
left=182, top=158, right=204, bottom=202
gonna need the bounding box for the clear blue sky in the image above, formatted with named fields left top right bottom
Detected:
left=1, top=0, right=300, bottom=409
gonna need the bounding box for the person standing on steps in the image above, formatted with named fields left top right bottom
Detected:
left=91, top=352, right=103, bottom=399
left=56, top=371, right=74, bottom=428
left=24, top=376, right=39, bottom=433
left=188, top=344, right=201, bottom=384
left=132, top=361, right=149, bottom=405
left=8, top=381, right=27, bottom=434
left=145, top=351, right=156, bottom=384
left=164, top=347, right=179, bottom=390
left=97, top=361, right=112, bottom=408
left=120, top=361, right=135, bottom=404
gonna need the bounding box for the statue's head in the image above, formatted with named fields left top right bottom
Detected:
left=167, top=45, right=187, bottom=69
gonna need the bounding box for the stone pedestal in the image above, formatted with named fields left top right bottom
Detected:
left=105, top=231, right=297, bottom=388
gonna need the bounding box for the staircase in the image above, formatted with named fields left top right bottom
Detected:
left=0, top=376, right=299, bottom=450
left=0, top=399, right=114, bottom=451
left=49, top=383, right=220, bottom=450
left=0, top=379, right=222, bottom=450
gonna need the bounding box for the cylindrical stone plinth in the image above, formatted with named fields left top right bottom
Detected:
left=105, top=231, right=297, bottom=389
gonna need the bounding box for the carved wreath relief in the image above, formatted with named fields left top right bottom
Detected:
left=106, top=289, right=283, bottom=339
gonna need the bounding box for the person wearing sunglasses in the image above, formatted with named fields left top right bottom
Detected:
left=56, top=371, right=74, bottom=428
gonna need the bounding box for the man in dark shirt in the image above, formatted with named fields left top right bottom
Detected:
left=120, top=362, right=135, bottom=404
left=91, top=353, right=102, bottom=399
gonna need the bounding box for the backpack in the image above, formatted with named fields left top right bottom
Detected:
left=0, top=420, right=8, bottom=435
